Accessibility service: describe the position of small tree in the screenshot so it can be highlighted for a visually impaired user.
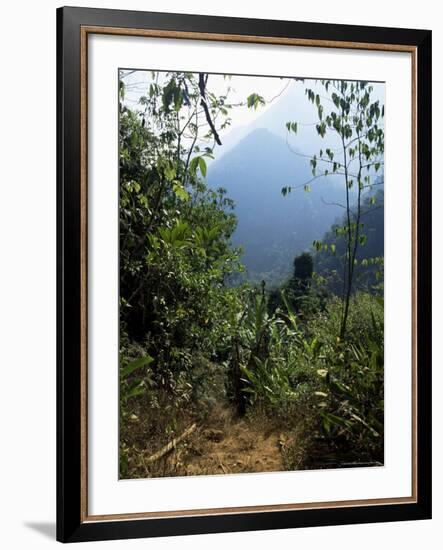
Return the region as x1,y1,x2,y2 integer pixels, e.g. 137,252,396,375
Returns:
291,252,314,292
283,80,384,339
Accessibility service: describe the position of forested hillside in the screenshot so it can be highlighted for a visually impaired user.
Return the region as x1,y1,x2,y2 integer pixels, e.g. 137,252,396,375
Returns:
207,128,345,284
314,187,384,294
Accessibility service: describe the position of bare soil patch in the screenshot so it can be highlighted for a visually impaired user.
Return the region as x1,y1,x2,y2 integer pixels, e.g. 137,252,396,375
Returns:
125,407,295,478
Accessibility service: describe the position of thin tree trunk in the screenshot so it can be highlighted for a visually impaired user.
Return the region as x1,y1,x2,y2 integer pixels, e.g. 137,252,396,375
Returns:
340,123,353,341
232,338,246,416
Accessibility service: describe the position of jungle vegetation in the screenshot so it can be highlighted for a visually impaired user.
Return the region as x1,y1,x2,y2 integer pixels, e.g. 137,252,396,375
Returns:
119,71,385,478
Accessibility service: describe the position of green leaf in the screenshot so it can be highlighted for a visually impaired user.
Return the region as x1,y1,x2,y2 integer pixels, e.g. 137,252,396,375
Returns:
310,157,317,175
121,355,154,379
198,156,207,178
157,158,176,181
172,182,190,202
162,79,177,113
321,411,351,432
189,156,199,176
247,93,265,110
189,156,207,178
119,79,125,100
313,240,322,251
124,382,145,400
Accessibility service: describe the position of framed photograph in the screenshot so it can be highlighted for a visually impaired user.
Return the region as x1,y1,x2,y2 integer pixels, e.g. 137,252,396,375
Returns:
57,6,432,543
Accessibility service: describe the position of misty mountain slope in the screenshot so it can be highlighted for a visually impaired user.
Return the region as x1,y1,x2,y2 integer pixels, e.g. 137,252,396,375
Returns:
314,189,384,294
215,79,384,162
215,82,320,160
207,127,346,284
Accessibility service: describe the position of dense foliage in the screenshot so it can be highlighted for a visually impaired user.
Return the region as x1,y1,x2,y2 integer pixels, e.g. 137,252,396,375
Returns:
119,71,384,478
283,79,384,339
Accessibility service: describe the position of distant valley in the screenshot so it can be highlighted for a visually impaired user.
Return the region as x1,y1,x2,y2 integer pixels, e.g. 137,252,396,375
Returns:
208,127,346,285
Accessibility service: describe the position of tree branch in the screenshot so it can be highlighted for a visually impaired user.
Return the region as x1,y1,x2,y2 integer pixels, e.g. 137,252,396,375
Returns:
198,73,222,146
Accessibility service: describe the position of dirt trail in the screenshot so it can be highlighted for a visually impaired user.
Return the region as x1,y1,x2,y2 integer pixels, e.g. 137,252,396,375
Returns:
169,409,290,476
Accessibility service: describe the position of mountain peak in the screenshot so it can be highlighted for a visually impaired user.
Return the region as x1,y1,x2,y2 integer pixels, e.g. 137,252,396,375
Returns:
238,127,279,144
247,127,274,137
210,126,300,173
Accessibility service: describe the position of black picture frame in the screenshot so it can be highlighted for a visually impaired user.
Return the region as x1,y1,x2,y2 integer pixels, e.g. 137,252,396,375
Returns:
57,6,432,543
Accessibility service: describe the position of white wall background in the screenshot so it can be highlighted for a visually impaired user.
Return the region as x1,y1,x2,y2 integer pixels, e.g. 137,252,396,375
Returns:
0,1,438,548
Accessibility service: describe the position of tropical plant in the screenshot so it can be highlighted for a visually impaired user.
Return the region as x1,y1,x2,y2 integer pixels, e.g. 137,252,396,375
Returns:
282,80,384,339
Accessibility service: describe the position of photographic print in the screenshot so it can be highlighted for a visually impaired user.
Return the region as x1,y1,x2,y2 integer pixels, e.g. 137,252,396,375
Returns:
119,69,385,479
57,8,431,541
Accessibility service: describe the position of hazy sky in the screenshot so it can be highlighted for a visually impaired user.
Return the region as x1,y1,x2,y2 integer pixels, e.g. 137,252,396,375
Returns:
121,69,385,161
121,69,292,131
